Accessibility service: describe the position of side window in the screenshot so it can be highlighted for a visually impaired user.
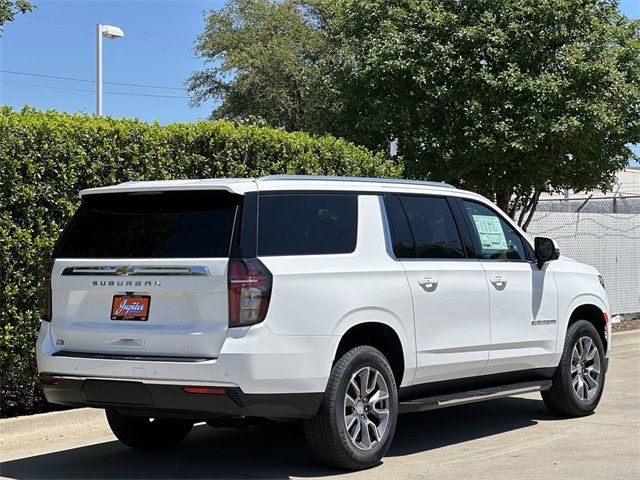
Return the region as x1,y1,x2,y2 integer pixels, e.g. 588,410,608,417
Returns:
258,194,357,256
384,195,417,258
393,195,465,259
462,200,527,261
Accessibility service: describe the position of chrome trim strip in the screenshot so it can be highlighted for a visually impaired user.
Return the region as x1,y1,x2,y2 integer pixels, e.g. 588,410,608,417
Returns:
52,351,216,363
437,385,543,407
61,266,210,277
398,381,552,414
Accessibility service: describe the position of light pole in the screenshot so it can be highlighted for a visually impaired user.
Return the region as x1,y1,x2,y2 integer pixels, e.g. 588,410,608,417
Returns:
96,24,124,116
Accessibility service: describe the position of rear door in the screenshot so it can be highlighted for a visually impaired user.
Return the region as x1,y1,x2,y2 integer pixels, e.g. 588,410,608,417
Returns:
50,189,241,359
385,194,491,383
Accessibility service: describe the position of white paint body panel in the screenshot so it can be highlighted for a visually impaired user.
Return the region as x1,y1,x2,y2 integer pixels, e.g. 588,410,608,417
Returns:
402,260,490,382
549,258,612,363
37,177,611,398
49,258,230,358
481,261,559,374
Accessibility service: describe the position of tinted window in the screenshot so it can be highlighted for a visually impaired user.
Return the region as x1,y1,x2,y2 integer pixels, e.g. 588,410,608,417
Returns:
398,195,465,259
258,194,357,256
57,191,240,258
384,195,416,258
462,200,527,260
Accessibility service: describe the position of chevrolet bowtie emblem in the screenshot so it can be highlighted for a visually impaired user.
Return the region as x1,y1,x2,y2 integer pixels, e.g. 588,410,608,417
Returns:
115,266,135,276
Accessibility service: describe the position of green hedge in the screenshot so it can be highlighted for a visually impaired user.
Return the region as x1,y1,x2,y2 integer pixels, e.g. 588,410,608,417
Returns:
0,106,401,417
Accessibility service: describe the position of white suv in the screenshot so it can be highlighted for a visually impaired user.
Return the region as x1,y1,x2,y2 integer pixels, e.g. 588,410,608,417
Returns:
37,175,611,470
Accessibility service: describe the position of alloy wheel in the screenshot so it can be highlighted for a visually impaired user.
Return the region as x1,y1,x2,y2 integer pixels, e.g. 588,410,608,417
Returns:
571,336,601,401
343,366,390,451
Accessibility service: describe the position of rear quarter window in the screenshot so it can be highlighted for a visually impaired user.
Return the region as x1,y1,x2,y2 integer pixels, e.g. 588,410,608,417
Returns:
257,194,358,256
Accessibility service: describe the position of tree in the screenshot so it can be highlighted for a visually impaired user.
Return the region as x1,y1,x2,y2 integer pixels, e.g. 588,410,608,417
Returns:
187,0,328,132
323,0,640,228
0,0,33,34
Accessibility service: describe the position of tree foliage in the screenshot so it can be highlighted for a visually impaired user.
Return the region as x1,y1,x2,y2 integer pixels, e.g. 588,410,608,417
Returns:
325,0,640,227
189,0,640,226
187,0,328,131
0,0,33,33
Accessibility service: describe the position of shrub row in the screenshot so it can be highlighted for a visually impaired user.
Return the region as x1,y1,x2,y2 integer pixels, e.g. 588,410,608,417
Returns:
0,106,401,417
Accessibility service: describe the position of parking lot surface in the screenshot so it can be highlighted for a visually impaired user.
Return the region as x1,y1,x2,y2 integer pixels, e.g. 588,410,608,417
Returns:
1,330,639,480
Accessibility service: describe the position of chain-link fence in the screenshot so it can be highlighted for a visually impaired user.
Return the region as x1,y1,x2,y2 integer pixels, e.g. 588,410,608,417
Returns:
526,196,640,315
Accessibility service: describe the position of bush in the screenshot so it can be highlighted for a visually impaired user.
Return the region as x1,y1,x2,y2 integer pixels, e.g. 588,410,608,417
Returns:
0,106,401,417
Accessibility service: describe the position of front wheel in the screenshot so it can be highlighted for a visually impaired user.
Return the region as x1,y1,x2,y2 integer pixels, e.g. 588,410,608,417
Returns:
106,409,193,450
303,345,398,470
542,320,606,416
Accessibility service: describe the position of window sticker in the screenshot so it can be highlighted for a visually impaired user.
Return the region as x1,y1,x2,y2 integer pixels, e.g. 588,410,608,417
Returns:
471,214,507,250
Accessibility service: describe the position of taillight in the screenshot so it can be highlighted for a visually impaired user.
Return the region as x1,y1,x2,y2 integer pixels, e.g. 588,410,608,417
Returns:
228,258,272,327
43,264,53,322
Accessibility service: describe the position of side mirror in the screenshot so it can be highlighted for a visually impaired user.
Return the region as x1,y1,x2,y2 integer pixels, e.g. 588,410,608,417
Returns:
535,237,560,266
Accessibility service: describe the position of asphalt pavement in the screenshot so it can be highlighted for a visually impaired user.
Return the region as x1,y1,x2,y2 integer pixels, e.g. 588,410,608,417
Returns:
1,330,639,480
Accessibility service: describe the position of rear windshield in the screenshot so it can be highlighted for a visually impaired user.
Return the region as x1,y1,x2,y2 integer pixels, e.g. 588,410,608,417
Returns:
56,191,240,258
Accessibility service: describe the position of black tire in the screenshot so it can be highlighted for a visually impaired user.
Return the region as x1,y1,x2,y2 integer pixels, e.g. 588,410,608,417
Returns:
542,320,606,417
303,346,398,470
106,409,193,450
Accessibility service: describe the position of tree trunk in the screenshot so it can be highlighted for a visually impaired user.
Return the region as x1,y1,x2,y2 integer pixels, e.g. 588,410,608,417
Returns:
521,188,542,232
517,192,533,226
515,188,543,231
495,187,513,215
507,195,520,219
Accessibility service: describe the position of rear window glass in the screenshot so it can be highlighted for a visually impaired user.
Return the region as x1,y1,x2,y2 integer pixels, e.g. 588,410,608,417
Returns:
57,191,240,258
396,195,465,259
384,195,416,258
258,194,357,256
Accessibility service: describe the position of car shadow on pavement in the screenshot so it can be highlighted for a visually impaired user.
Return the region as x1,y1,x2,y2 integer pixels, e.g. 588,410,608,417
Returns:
387,396,559,457
1,397,562,479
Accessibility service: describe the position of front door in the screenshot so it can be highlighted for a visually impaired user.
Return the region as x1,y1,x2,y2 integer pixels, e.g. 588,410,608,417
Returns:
384,194,490,384
459,200,559,374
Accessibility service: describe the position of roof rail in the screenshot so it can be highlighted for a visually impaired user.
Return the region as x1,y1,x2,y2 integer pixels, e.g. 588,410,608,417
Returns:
258,175,455,189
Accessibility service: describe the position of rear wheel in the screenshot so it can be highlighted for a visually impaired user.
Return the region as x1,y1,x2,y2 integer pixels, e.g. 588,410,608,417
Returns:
542,320,606,416
303,345,398,470
106,409,193,450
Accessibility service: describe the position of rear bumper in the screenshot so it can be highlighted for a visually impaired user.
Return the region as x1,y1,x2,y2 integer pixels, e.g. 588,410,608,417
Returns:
41,376,322,419
37,321,337,396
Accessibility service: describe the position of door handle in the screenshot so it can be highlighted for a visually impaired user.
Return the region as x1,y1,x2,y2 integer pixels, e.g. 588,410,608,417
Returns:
490,276,508,286
418,277,438,288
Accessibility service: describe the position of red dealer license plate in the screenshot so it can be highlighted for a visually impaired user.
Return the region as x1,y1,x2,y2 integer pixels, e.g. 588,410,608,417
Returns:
111,295,151,321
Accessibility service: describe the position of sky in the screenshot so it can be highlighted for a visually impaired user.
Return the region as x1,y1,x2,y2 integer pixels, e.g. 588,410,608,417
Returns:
0,0,639,160
1,0,222,123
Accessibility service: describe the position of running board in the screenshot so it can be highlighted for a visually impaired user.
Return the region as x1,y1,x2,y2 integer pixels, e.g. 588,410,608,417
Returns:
399,380,552,414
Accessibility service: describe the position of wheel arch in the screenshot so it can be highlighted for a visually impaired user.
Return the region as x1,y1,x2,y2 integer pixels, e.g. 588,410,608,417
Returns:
333,322,405,388
559,294,609,356
330,313,412,389
567,303,608,353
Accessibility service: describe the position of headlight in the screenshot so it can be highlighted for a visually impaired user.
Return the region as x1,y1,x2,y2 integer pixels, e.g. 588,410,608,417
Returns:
598,275,605,289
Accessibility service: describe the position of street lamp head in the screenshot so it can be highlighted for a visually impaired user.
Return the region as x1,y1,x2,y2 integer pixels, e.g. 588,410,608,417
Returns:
101,25,124,39
96,23,124,116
